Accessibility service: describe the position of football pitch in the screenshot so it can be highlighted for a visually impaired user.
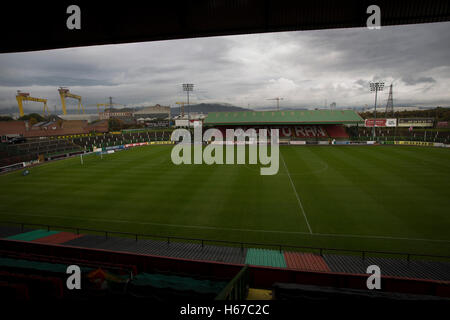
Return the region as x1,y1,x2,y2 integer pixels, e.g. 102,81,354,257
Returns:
0,145,449,256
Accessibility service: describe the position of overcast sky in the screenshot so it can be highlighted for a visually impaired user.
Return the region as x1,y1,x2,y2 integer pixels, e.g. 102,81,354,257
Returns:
0,21,449,113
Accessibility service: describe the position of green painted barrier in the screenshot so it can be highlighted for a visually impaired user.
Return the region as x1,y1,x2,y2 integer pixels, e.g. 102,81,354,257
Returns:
7,229,60,241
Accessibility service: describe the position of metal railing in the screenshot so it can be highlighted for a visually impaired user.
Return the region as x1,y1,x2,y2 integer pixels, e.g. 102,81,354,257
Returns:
215,266,249,300
1,220,449,262
353,135,450,143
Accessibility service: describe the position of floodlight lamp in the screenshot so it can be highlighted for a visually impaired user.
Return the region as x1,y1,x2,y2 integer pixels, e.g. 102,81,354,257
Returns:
369,82,385,91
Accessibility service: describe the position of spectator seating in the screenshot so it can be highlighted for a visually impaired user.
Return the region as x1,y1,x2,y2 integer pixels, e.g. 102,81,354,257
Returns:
324,125,349,138
1,139,81,160
0,130,173,169
0,250,227,301
351,127,450,143
71,130,172,151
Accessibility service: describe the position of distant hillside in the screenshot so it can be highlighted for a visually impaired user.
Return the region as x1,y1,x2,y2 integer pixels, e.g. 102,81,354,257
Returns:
359,107,450,121
104,107,135,112
171,103,250,116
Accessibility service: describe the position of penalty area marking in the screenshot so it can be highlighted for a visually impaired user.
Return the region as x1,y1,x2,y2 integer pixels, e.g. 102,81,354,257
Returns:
280,152,313,234
0,212,449,243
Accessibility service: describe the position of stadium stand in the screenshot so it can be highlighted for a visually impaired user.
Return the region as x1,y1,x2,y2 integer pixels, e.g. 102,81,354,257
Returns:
0,153,35,168
215,125,334,140
1,233,449,301
203,110,361,141
63,234,247,265
0,254,138,300
0,249,137,276
0,129,173,171
352,127,450,143
323,255,450,282
70,130,172,151
0,236,233,301
2,225,449,283
71,234,449,281
324,124,349,138
1,138,82,162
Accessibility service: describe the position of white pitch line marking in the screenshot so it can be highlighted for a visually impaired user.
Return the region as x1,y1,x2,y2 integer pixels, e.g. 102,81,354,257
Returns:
0,212,312,235
280,152,313,234
0,212,449,243
313,232,450,243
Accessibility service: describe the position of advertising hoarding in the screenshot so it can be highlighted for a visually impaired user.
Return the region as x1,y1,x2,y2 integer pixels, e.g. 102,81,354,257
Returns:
364,118,397,127
397,118,434,128
175,120,189,127
394,141,434,146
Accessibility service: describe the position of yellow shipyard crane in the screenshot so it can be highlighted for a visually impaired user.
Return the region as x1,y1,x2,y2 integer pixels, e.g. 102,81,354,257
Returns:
16,91,49,117
58,87,84,115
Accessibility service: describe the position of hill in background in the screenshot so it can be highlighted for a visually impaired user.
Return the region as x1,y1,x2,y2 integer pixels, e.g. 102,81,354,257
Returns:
170,103,250,116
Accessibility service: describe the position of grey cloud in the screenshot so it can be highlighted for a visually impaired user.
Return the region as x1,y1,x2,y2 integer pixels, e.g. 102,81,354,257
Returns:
355,79,368,87
0,21,449,112
282,23,450,81
0,76,115,87
402,76,436,86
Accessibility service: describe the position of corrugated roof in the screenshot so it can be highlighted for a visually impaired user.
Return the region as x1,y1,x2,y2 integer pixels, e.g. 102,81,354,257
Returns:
2,1,449,53
204,109,364,125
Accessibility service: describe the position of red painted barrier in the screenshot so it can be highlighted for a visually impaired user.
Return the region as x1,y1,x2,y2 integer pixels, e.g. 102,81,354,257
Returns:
31,232,84,244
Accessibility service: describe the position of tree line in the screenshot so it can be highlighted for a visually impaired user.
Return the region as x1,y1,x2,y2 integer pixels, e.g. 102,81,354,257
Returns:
359,107,450,121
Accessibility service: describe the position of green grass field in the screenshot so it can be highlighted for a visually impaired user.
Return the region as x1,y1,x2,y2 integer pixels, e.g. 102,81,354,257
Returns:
0,145,449,256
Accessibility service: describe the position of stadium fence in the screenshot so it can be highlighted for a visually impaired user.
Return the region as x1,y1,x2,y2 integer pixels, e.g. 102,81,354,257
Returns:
1,220,449,263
